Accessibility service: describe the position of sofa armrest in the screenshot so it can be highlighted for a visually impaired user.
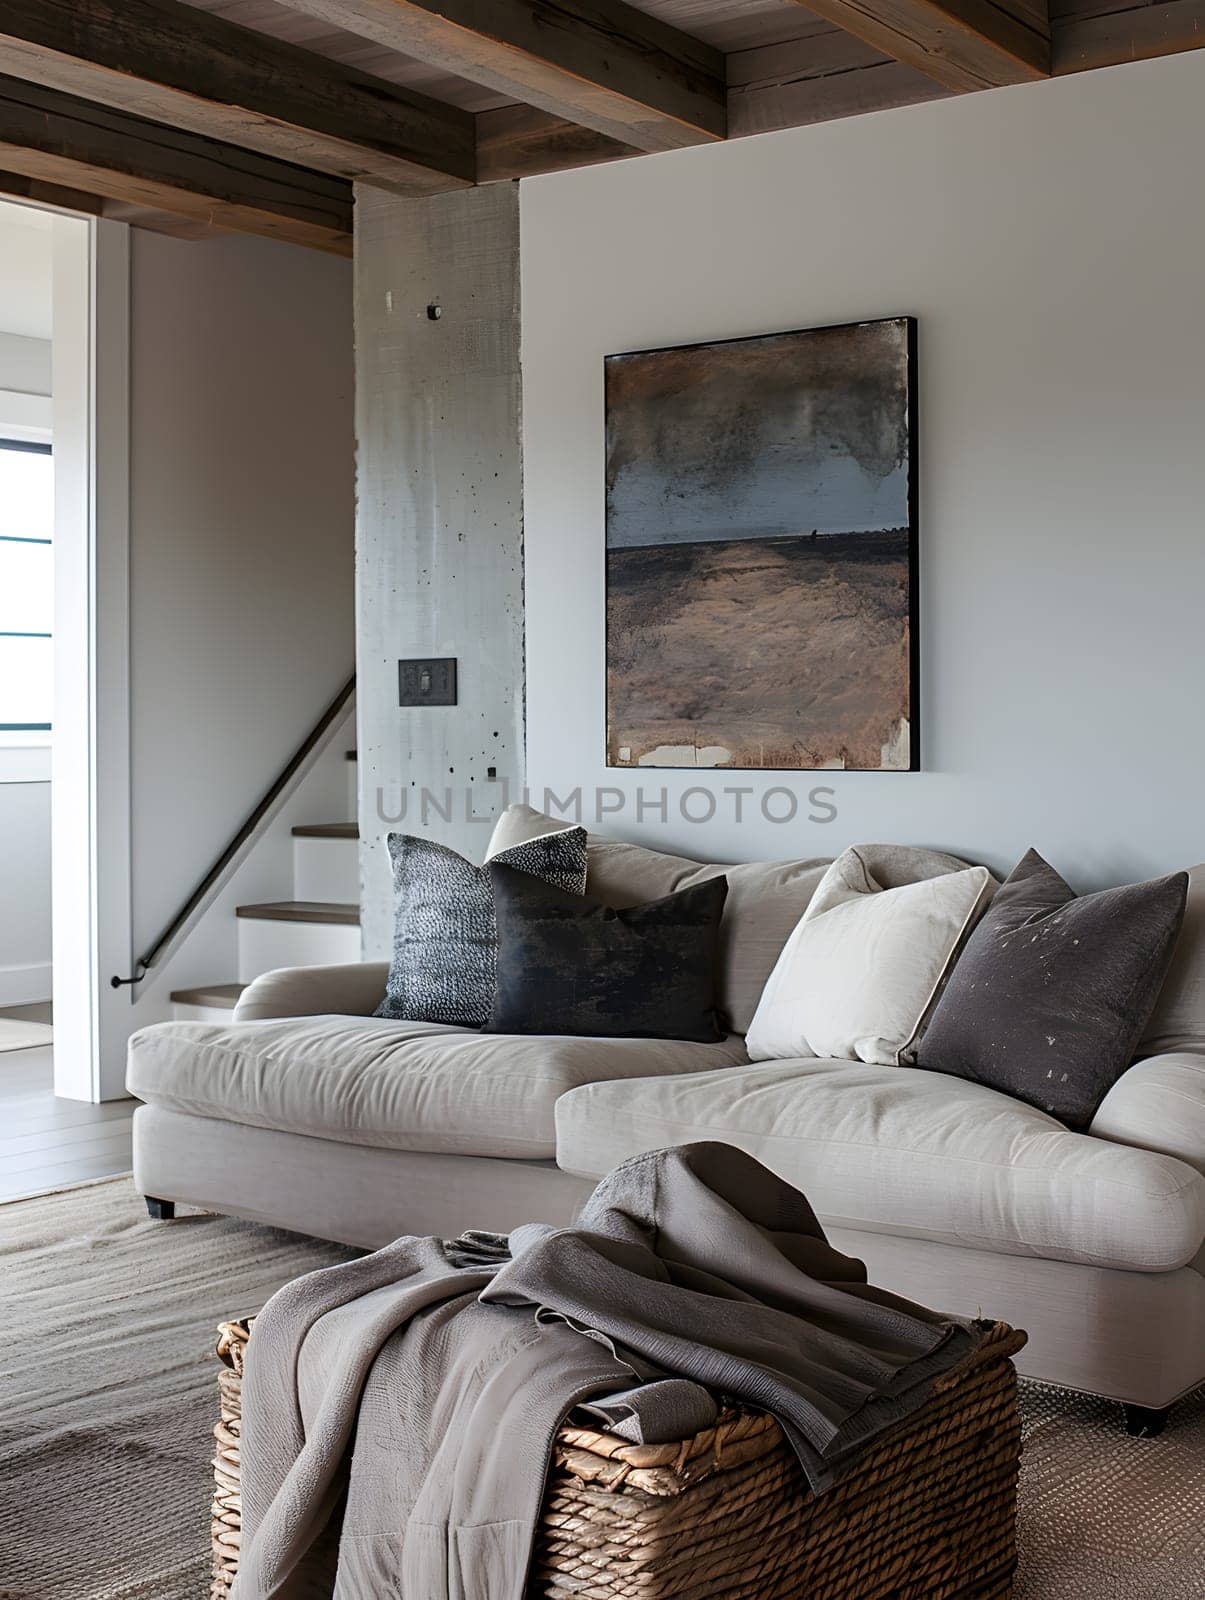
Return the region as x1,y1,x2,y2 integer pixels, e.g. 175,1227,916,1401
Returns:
1090,1051,1205,1177
233,961,389,1023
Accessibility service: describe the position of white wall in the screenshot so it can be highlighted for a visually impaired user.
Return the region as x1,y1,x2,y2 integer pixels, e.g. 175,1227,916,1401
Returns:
0,776,51,1006
0,202,52,340
521,50,1205,891
128,701,357,1021
47,219,352,1096
0,200,52,1006
0,331,51,396
127,228,354,969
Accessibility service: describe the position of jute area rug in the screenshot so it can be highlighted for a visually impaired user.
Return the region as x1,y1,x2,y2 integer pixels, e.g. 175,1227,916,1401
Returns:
1,1177,1202,1600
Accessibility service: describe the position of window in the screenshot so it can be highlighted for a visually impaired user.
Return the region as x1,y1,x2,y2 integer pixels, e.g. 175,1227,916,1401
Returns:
0,439,53,732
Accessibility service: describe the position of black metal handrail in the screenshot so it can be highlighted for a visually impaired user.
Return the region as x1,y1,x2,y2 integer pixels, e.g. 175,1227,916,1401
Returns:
111,672,356,989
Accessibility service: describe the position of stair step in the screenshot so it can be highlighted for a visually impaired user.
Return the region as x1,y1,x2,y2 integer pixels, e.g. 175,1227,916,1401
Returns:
293,829,359,902
236,904,361,984
169,982,247,1008
236,900,359,925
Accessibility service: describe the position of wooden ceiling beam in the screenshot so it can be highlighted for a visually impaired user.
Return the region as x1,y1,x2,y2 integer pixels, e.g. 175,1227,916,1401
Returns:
0,163,234,238
476,106,634,183
281,0,726,151
728,29,954,137
0,165,107,217
1053,0,1205,74
0,0,473,196
0,74,352,255
8,0,1199,252
784,0,1050,91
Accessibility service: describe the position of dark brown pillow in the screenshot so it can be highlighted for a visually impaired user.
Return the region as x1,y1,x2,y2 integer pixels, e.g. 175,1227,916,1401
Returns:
485,863,728,1043
915,849,1188,1129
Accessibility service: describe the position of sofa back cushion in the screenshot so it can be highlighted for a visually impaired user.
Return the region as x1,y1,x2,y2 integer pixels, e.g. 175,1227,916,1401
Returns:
488,807,974,1034
1141,862,1205,1055
587,837,828,1034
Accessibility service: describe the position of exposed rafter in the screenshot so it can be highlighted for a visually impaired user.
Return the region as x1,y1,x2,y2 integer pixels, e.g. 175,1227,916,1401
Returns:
0,163,234,237
1054,0,1205,74
281,0,726,151
476,106,633,183
783,0,1050,91
0,0,474,196
726,26,954,137
1,0,1202,255
0,74,353,255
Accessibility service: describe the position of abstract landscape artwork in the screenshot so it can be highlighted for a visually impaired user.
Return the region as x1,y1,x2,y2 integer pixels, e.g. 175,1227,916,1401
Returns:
605,317,918,771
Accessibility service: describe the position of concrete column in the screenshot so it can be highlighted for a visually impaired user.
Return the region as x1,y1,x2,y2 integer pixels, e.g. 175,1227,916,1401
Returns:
353,183,524,957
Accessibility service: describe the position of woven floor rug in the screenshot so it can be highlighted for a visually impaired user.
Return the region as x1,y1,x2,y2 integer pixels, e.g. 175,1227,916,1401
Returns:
1,1176,1202,1599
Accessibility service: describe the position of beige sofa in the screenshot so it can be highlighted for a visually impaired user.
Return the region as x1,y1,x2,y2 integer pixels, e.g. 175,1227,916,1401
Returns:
127,832,1205,1434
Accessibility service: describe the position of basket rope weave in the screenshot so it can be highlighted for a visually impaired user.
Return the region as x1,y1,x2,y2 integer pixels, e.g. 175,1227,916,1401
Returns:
211,1317,1025,1600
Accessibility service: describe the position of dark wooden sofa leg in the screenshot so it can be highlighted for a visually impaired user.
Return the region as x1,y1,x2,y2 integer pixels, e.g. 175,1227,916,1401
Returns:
145,1197,176,1221
1123,1403,1169,1438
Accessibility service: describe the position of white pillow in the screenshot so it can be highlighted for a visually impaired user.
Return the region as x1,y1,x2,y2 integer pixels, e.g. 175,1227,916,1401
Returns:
745,846,993,1066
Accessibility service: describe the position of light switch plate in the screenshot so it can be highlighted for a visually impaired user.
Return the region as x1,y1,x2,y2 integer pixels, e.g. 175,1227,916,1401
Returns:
398,657,457,706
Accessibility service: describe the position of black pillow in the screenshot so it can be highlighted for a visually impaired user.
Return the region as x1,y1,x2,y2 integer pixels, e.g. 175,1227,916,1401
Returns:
915,849,1188,1129
485,863,728,1042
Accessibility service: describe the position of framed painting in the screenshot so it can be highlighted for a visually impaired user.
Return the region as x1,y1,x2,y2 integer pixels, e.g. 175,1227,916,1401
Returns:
605,316,918,771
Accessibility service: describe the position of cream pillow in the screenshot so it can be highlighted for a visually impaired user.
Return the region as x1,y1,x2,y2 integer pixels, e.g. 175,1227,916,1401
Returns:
745,846,993,1066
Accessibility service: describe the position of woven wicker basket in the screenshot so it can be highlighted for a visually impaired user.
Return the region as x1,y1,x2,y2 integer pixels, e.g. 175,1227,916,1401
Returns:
212,1317,1026,1600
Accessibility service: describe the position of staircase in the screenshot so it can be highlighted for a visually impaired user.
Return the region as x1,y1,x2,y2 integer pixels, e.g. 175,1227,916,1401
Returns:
169,751,361,1023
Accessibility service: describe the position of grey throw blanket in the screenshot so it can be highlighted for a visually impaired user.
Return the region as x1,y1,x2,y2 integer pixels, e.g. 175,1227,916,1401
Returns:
233,1144,975,1600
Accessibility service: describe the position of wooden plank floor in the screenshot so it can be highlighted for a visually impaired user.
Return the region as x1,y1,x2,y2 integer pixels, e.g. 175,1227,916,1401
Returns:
0,1007,135,1203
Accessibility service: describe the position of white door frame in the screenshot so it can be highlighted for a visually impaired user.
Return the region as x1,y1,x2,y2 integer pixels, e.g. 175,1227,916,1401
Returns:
51,215,133,1102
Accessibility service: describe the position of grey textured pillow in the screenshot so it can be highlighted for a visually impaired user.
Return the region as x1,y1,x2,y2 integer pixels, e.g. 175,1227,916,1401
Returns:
915,849,1188,1128
375,827,588,1027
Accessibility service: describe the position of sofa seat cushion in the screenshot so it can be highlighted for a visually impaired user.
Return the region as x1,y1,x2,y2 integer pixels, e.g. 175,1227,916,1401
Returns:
127,1016,748,1161
554,1060,1205,1272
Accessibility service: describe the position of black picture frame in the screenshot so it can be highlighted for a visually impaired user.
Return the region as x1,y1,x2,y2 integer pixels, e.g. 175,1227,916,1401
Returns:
603,315,919,773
